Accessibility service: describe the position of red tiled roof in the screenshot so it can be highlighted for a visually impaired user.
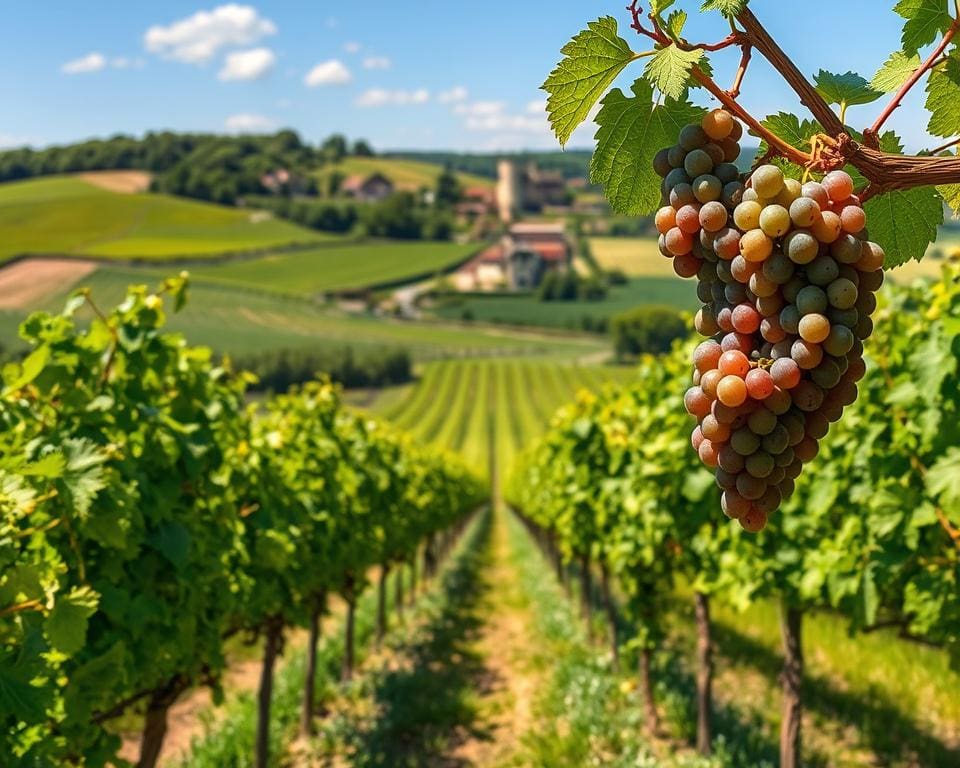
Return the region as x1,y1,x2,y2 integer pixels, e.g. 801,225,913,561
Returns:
526,241,568,262
477,244,504,262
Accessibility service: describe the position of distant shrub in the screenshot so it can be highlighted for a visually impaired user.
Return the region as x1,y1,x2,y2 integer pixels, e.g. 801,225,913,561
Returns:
235,346,412,393
610,305,686,360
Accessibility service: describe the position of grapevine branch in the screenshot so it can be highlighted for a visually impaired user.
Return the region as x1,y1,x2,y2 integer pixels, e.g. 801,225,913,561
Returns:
628,4,960,192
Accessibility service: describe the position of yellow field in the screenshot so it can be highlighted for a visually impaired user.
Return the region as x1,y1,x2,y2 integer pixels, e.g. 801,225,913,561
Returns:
588,236,674,277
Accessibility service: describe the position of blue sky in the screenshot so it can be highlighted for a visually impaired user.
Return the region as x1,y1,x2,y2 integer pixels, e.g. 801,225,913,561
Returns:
0,1,939,152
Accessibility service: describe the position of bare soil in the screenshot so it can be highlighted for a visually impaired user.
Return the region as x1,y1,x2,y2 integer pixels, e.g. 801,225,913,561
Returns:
78,170,152,194
0,258,97,309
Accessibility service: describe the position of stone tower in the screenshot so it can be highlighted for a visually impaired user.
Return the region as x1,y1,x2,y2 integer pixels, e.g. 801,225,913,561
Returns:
496,159,521,223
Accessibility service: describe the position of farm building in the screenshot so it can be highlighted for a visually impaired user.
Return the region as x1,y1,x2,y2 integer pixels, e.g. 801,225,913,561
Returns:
496,160,570,221
453,222,571,291
341,172,394,202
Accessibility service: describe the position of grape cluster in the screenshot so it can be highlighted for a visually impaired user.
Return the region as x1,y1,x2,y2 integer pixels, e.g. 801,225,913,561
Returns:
653,109,884,532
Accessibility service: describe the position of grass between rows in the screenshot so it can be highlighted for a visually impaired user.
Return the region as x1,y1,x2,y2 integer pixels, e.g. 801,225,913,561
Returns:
174,513,486,768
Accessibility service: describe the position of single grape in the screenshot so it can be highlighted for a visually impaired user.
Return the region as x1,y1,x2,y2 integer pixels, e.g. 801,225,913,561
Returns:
751,165,785,198
736,472,767,500
668,145,687,168
740,229,774,262
756,291,784,316
716,306,734,332
747,406,777,435
806,254,840,286
732,303,762,333
766,386,793,415
782,276,805,303
730,254,757,282
750,272,780,300
746,451,775,479
694,340,723,372
698,439,720,467
740,508,768,532
713,227,741,260
823,170,854,201
695,306,720,336
774,178,802,208
779,304,800,334
742,188,760,202
770,357,801,389
802,181,829,208
791,339,823,369
840,205,866,233
792,380,825,412
759,204,791,237
798,313,831,344
653,148,672,177
734,200,763,231
684,387,712,417
679,124,709,150
670,183,697,208
719,138,740,162
831,233,863,264
828,306,859,328
762,424,790,455
665,227,694,256
655,206,677,234
718,349,751,377
717,375,748,407
857,241,885,271
721,331,752,354
827,277,858,309
859,268,884,292
822,324,855,356
665,167,691,190
699,201,729,232
761,315,787,343
745,368,775,400
811,210,842,243
702,414,731,442
721,490,751,519
794,436,819,462
761,251,795,284
784,230,819,264
703,143,725,167
725,282,748,304
789,197,821,228
721,181,745,208
676,203,703,234
700,369,723,398
811,358,842,389
702,108,734,140
715,162,740,183
715,468,738,490
731,427,761,456
674,254,701,278
693,174,723,203
685,149,714,178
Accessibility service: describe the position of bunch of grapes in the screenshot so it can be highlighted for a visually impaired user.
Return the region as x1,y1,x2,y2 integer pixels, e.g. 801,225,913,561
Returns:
653,109,884,532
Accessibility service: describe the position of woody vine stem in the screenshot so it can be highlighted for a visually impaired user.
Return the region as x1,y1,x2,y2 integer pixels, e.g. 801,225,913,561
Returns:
628,2,960,199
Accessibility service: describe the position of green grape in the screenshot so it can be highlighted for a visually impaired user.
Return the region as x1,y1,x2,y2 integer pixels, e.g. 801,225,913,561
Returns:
806,254,840,286
751,164,785,198
784,230,819,264
759,204,791,237
827,277,858,309
680,124,709,150
693,174,723,203
685,149,714,178
795,285,828,315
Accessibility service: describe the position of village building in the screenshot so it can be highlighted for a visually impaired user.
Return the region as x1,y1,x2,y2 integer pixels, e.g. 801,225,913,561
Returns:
453,221,572,291
341,172,394,202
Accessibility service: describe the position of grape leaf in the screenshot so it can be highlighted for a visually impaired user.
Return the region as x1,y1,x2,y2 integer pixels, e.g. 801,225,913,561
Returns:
926,448,960,509
871,50,922,91
863,186,944,267
925,53,960,138
591,78,705,215
937,163,960,217
664,9,688,39
44,586,99,656
894,0,952,55
701,0,747,14
644,45,704,100
814,70,882,107
756,112,822,152
542,17,637,146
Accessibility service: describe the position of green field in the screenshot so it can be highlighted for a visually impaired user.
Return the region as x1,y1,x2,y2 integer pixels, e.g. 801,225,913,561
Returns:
429,277,697,331
0,266,608,359
0,176,327,262
370,358,635,478
589,236,672,276
190,241,480,295
316,156,494,192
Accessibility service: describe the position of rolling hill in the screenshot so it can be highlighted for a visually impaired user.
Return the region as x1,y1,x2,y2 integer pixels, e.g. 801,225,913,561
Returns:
0,175,329,263
316,156,494,192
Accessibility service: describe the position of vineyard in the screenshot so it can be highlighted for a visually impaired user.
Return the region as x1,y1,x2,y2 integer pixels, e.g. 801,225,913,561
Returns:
3,1,960,767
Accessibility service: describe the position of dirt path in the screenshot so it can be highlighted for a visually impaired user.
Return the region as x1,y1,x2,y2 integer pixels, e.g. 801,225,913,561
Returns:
447,508,539,767
78,170,152,194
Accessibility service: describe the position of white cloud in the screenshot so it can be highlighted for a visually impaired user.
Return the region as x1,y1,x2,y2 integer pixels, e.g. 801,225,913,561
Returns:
62,52,107,75
218,47,276,81
111,57,145,69
526,99,547,114
145,4,276,63
362,56,391,70
0,132,40,149
224,112,276,132
343,41,361,53
437,86,468,104
454,101,504,117
355,88,429,107
303,59,351,87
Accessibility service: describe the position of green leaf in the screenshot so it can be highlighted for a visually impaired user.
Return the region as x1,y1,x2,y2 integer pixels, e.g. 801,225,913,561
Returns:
644,45,704,100
154,521,191,568
925,53,960,138
871,50,922,91
664,10,688,39
927,448,960,509
814,70,882,107
895,0,952,55
591,79,705,215
938,170,960,218
45,586,99,656
58,439,108,517
756,112,822,153
542,17,637,146
1,345,50,396
863,186,944,267
701,0,747,14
